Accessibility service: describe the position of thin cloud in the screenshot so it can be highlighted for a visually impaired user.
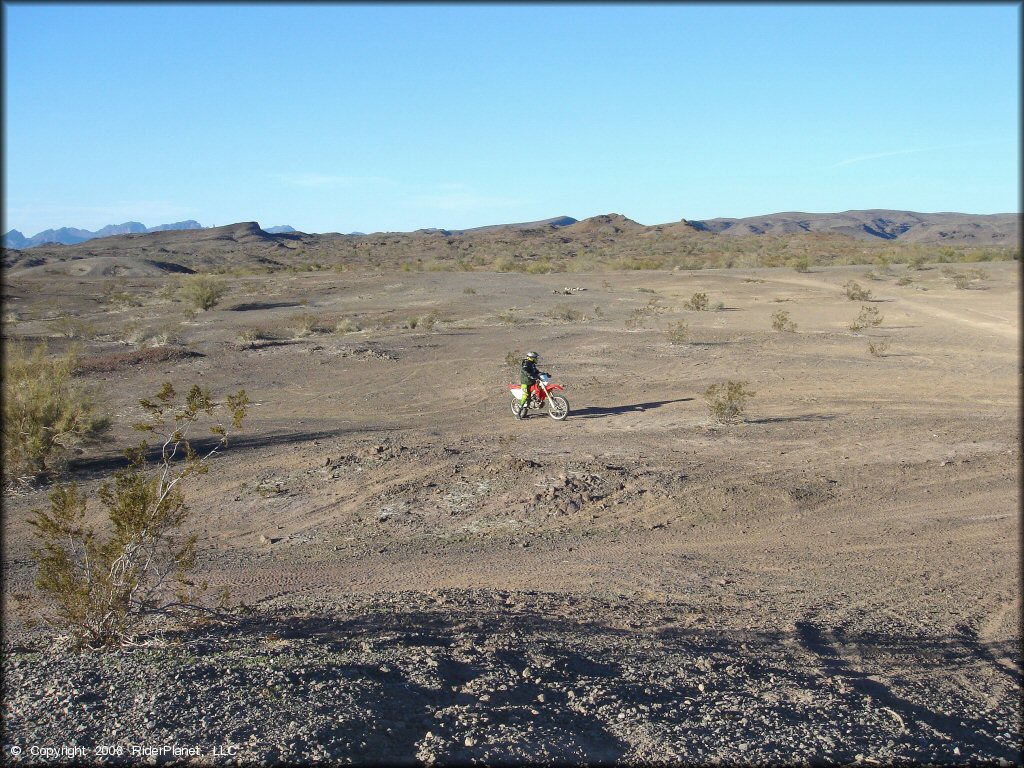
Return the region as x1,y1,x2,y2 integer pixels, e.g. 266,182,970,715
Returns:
829,143,984,169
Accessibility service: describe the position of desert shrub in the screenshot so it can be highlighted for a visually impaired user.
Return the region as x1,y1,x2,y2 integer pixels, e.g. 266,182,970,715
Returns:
704,381,755,424
896,275,913,286
843,280,873,301
867,338,891,356
711,300,725,311
52,314,97,340
549,304,586,322
289,313,324,337
771,310,797,332
237,327,273,348
908,254,927,270
333,318,360,335
592,304,605,319
178,276,228,311
789,255,811,272
665,320,689,345
2,343,110,485
495,310,519,326
863,270,882,281
505,349,524,368
684,292,709,311
28,382,248,647
849,305,883,332
463,287,477,294
625,299,662,329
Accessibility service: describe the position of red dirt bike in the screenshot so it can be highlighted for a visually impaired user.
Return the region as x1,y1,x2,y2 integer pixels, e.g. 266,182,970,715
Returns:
508,374,569,421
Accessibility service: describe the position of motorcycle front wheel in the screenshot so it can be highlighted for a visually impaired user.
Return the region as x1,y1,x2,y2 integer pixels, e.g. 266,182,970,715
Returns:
510,399,524,418
547,395,569,421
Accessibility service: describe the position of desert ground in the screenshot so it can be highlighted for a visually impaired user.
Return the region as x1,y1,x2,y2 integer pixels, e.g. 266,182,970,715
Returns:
2,259,1020,765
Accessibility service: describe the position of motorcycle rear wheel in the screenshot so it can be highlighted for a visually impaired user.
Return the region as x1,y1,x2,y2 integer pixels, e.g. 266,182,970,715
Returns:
547,395,569,421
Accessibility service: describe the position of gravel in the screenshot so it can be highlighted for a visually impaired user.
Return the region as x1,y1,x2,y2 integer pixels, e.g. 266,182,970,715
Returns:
3,589,1020,766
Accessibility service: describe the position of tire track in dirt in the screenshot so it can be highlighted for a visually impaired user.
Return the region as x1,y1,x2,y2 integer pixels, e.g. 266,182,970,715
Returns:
755,273,1018,339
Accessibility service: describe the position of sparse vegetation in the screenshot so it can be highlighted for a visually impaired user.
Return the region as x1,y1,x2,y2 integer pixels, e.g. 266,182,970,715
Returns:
665,320,689,345
843,280,873,301
463,287,477,295
28,382,248,647
333,318,360,335
495,310,519,326
771,310,797,332
178,275,228,311
684,292,709,311
789,255,811,272
704,381,755,424
289,313,324,337
504,350,524,368
850,305,883,332
867,337,891,356
549,304,586,322
237,327,274,348
896,275,913,286
2,343,110,485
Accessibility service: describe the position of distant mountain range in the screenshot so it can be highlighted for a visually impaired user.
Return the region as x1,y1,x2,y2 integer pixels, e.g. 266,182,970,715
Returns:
3,210,1018,277
2,220,203,249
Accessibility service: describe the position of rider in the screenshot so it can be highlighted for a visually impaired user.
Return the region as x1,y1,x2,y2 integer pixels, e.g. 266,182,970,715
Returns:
517,351,544,418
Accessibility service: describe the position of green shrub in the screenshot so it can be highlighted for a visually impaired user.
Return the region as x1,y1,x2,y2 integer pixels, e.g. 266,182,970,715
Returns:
28,382,248,647
771,310,797,332
178,275,228,311
704,381,755,424
2,343,110,485
789,255,811,272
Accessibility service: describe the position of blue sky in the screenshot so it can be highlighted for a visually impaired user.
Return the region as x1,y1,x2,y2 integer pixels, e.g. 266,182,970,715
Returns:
3,3,1020,235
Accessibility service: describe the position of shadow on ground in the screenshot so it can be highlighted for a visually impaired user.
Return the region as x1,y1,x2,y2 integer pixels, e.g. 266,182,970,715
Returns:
571,398,694,419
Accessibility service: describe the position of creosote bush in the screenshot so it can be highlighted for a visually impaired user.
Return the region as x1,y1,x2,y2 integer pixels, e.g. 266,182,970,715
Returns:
850,305,883,332
2,343,110,485
28,382,249,648
704,381,755,424
867,338,891,357
771,310,797,332
665,320,689,345
505,349,524,368
843,281,873,301
178,275,228,311
684,292,709,311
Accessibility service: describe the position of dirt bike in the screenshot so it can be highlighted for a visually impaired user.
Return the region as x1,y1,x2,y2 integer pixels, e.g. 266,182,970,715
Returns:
508,374,569,421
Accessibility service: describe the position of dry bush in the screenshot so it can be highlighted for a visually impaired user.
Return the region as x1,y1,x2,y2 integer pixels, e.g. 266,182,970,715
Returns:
28,382,248,647
549,304,586,322
2,342,110,485
850,305,883,332
896,275,913,286
908,254,927,270
289,313,325,337
789,256,811,272
843,280,873,301
665,320,689,345
495,310,519,326
867,338,891,356
704,381,755,424
178,275,228,311
52,314,98,340
236,327,274,348
771,310,797,332
406,311,440,331
505,349,524,368
333,318,360,335
463,287,477,295
684,292,709,311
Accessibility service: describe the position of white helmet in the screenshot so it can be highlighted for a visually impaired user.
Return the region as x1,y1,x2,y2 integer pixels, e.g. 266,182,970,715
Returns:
525,351,539,362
